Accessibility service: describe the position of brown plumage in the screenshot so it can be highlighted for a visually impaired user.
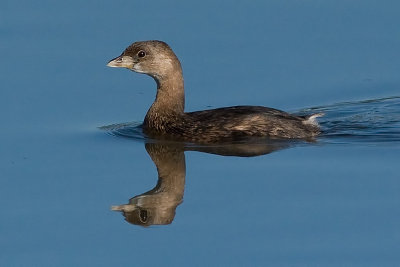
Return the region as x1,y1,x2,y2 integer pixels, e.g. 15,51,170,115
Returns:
107,40,323,143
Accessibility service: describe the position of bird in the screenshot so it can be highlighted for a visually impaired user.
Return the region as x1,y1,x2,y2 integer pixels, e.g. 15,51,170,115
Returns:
107,40,323,143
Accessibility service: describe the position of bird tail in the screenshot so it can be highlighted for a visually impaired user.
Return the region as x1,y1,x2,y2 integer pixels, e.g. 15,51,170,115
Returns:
303,112,324,125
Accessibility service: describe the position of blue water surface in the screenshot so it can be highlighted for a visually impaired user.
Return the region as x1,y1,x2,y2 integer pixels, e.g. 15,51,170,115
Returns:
1,1,400,266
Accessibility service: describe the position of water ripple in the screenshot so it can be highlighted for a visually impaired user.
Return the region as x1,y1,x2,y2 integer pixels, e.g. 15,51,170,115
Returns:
298,96,400,145
99,122,145,141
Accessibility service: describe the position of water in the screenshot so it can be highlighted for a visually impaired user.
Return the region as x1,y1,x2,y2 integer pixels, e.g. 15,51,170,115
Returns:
303,96,400,144
1,1,400,266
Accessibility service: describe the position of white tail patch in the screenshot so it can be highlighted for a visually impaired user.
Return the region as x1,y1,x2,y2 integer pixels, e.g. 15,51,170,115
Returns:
303,112,324,125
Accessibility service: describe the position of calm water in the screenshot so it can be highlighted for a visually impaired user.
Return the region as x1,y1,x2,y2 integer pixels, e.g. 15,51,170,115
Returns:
1,1,400,266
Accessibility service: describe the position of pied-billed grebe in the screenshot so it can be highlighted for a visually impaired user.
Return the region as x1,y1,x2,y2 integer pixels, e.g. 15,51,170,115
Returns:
107,40,323,142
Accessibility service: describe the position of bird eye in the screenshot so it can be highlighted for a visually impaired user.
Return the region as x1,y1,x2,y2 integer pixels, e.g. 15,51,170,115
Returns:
138,50,146,58
139,209,148,223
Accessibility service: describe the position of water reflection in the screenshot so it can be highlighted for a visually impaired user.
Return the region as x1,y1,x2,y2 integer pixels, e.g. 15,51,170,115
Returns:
109,96,400,226
111,140,292,226
112,143,186,226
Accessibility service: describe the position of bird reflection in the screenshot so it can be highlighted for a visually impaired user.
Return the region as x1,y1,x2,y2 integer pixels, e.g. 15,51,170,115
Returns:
112,143,186,226
111,139,296,226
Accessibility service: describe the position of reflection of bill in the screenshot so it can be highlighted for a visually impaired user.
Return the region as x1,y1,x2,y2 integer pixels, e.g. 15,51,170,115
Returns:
111,140,294,226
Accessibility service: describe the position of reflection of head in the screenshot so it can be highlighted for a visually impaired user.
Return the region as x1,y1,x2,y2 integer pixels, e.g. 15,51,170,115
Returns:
112,194,182,226
112,205,154,226
112,143,186,227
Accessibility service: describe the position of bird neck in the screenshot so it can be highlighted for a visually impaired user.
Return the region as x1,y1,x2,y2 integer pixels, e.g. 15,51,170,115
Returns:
147,72,185,117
